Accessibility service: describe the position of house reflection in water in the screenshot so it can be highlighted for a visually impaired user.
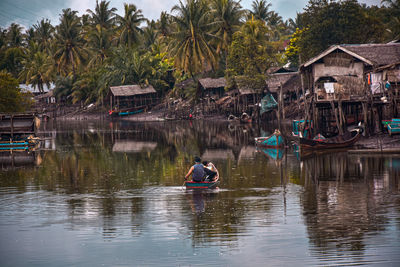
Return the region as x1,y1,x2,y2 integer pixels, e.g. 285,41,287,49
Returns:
300,152,400,258
112,140,157,153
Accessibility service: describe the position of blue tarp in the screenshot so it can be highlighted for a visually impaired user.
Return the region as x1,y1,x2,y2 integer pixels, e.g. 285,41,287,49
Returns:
260,93,278,114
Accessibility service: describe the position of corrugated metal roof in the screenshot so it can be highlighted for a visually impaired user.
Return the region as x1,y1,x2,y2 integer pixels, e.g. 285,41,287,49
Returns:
110,85,156,96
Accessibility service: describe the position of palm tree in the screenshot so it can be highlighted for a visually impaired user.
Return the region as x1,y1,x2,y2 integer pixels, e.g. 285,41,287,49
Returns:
158,11,171,37
54,8,88,76
211,0,244,62
33,19,54,51
250,0,272,23
143,20,158,49
169,0,217,76
116,3,146,46
86,0,116,29
86,24,112,67
19,48,53,93
6,23,24,47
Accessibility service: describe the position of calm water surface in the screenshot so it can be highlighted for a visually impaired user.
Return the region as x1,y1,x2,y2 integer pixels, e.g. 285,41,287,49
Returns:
0,120,399,266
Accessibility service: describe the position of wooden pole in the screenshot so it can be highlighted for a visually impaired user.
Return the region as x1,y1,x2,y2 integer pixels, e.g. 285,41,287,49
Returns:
280,82,285,119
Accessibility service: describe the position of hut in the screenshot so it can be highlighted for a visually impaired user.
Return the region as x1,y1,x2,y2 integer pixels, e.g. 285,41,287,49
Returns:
300,42,400,135
109,85,157,114
198,77,226,100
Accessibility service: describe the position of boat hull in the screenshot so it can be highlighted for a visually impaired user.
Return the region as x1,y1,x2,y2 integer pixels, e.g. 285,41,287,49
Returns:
255,131,284,148
185,180,219,189
299,130,361,150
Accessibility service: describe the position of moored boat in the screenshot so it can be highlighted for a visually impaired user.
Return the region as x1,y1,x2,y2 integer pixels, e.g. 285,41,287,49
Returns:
299,129,361,150
255,129,284,147
259,147,284,161
185,178,219,189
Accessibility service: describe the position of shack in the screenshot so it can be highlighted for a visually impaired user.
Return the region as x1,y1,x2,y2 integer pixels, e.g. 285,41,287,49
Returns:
198,77,226,100
109,85,157,114
300,42,400,135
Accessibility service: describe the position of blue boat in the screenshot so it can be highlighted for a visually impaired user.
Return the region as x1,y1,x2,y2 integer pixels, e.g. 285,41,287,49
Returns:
260,148,284,161
255,129,284,147
386,119,400,136
185,178,219,189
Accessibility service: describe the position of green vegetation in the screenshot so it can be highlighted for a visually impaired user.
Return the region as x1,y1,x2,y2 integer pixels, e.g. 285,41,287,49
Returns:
0,0,398,107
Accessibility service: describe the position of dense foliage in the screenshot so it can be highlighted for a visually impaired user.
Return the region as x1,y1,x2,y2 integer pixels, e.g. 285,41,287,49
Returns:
0,0,397,106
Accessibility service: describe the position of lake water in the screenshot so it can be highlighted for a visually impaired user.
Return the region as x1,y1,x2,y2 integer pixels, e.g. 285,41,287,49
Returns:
0,120,399,266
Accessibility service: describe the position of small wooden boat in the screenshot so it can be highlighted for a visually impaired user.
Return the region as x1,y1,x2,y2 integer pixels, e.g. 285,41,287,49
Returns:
299,129,361,150
185,177,219,189
255,129,284,147
108,106,145,117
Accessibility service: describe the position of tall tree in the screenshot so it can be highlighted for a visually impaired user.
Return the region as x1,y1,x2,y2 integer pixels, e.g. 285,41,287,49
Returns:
19,49,53,93
169,0,217,76
116,3,146,46
6,23,24,48
33,19,54,51
86,0,116,29
54,8,88,76
250,0,272,22
227,17,275,77
211,0,244,63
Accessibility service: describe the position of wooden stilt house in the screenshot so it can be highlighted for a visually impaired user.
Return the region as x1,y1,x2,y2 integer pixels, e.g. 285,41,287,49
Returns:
109,85,157,116
300,42,400,136
198,78,226,100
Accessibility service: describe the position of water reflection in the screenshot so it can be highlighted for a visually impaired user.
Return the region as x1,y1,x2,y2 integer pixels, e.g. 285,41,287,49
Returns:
0,120,399,266
299,152,400,264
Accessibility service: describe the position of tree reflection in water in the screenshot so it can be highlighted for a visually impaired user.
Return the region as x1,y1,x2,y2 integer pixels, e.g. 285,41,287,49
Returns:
0,120,399,265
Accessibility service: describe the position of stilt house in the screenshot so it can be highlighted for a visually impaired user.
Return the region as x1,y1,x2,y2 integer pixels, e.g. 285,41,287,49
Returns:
198,78,226,100
109,85,157,112
300,42,400,135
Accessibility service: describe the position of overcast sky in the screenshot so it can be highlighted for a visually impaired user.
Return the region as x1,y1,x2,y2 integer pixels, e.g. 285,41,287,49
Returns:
0,0,382,29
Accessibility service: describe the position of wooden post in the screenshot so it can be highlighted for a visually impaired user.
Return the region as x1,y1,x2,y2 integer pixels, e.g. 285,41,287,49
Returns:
338,100,344,134
280,82,285,119
362,101,369,136
331,100,342,135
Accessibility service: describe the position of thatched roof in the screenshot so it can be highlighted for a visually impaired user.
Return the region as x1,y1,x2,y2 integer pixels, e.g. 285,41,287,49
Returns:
344,43,400,66
266,72,300,93
110,85,156,96
238,87,256,95
112,141,157,153
302,43,400,68
199,77,226,89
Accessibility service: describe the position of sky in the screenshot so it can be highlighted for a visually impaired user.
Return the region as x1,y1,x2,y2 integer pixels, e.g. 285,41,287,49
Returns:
0,0,382,29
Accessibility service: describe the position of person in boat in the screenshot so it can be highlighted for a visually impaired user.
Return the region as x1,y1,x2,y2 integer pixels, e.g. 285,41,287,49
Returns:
185,156,205,182
202,161,219,181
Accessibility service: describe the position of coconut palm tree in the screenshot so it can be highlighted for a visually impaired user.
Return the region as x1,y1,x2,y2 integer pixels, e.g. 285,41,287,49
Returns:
250,0,272,23
158,11,171,38
86,24,112,67
19,47,53,93
54,8,88,76
33,19,54,52
6,23,24,47
86,0,116,29
169,0,217,76
115,3,146,47
211,0,244,66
